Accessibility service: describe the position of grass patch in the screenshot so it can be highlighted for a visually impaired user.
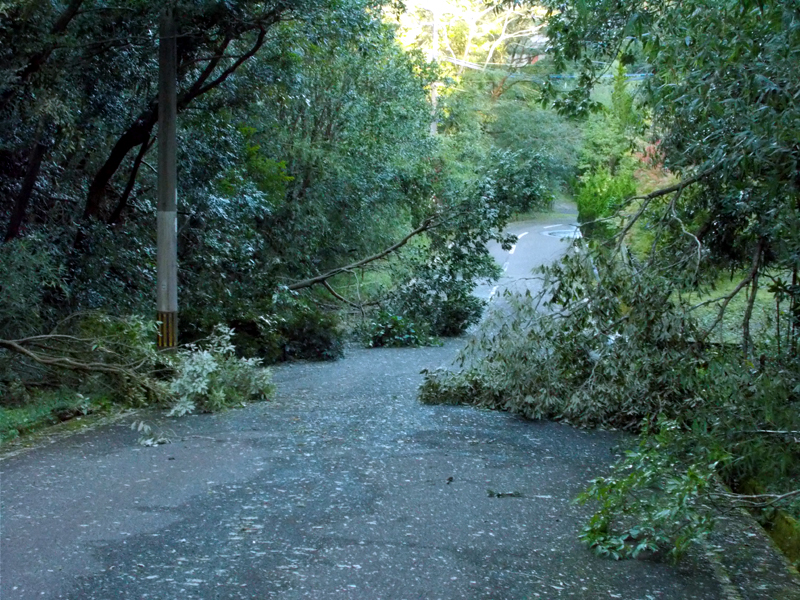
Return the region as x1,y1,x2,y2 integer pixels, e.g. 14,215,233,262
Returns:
682,277,777,349
769,511,800,569
0,391,110,444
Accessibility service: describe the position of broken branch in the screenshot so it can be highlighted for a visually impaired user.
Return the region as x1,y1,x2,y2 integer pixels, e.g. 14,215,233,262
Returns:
288,216,439,291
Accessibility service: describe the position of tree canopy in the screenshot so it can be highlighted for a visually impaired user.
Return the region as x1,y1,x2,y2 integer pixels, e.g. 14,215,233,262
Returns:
1,0,553,378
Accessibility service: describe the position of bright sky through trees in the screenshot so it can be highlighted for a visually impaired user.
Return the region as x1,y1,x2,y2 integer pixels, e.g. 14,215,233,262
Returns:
390,0,546,71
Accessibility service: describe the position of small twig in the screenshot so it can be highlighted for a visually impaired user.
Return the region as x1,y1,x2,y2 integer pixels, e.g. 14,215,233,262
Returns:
712,488,800,509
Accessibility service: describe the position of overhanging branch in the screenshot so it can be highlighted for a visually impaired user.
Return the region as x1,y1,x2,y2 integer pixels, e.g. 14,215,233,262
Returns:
616,167,717,245
288,216,439,291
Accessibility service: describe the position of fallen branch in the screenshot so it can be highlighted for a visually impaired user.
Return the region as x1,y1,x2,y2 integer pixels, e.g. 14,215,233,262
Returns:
712,488,800,509
0,338,140,378
732,430,800,439
288,216,439,291
616,167,716,246
696,238,764,345
0,336,158,400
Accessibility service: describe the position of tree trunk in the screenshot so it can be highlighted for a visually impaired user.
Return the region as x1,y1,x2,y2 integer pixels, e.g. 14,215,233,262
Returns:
83,109,157,221
4,132,48,242
108,136,153,226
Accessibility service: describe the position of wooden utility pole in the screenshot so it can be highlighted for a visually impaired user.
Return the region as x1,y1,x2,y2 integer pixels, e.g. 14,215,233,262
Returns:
157,9,178,348
430,8,439,136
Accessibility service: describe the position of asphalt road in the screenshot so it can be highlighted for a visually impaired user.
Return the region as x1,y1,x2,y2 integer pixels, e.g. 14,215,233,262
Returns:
1,207,797,600
474,205,580,302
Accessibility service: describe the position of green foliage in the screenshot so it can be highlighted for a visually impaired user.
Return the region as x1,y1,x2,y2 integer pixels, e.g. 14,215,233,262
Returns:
534,0,800,558
420,248,703,428
220,292,344,363
0,390,99,443
420,239,800,559
0,0,442,347
490,103,584,190
438,68,583,195
610,61,642,140
168,325,273,417
0,313,159,408
363,311,436,348
578,419,720,562
540,0,800,280
0,235,66,339
268,295,345,361
578,113,632,175
78,313,160,368
389,269,486,337
480,149,553,214
575,167,637,230
418,367,500,406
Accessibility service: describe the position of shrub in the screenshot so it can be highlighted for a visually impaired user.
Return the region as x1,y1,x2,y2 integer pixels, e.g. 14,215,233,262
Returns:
168,325,274,416
575,167,637,227
190,293,344,363
479,149,554,215
272,299,344,361
363,311,436,348
389,274,485,338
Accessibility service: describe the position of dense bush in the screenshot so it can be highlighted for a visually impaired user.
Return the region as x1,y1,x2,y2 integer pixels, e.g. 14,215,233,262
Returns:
479,149,554,215
363,311,435,348
270,299,345,361
168,325,274,416
226,293,345,362
389,273,485,338
575,167,637,238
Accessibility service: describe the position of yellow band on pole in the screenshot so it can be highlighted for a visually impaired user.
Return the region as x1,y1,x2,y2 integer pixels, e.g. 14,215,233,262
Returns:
157,311,178,348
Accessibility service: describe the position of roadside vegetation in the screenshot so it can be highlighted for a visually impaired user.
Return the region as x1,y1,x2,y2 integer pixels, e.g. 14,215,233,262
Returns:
422,0,800,566
9,0,796,574
0,1,571,438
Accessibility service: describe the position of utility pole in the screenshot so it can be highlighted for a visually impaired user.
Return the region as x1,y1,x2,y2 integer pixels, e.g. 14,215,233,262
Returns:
157,8,178,348
430,8,439,136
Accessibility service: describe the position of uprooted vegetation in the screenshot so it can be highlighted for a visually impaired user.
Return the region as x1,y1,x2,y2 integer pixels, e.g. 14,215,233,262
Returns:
0,317,274,441
420,243,800,561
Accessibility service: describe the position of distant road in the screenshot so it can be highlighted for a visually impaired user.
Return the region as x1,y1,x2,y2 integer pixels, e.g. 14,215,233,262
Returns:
474,205,580,301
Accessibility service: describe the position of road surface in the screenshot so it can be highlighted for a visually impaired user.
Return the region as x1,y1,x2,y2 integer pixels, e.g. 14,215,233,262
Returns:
2,206,798,600
474,206,580,302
